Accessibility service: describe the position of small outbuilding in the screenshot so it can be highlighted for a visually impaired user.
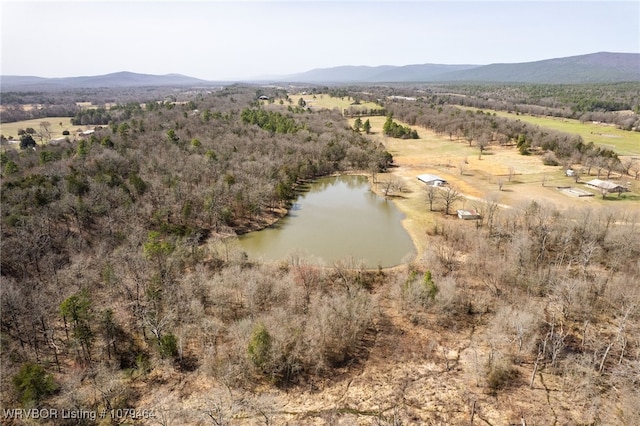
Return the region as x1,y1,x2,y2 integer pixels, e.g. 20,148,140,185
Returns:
457,210,481,220
417,174,447,186
49,137,68,145
77,129,95,137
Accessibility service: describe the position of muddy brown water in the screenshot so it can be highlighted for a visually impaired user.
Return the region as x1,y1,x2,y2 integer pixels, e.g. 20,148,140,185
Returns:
238,175,416,267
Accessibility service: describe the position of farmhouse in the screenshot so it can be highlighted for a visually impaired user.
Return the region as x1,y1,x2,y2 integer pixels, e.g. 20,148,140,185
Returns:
585,179,628,194
417,174,447,186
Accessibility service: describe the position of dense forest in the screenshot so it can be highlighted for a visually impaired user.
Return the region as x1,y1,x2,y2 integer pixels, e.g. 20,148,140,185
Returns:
1,85,639,424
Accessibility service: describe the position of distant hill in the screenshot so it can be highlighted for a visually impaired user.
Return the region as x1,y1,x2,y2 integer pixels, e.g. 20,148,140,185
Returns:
2,53,638,91
1,71,212,91
284,64,480,83
279,52,640,84
433,52,640,84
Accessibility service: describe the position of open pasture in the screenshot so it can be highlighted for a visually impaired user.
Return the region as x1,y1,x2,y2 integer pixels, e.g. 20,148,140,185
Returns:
352,114,640,242
0,117,82,142
287,92,381,113
461,107,640,156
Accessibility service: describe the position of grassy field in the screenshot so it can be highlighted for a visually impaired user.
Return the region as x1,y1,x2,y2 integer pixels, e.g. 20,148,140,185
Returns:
0,117,84,141
300,93,638,156
287,92,381,113
350,114,640,258
459,107,640,156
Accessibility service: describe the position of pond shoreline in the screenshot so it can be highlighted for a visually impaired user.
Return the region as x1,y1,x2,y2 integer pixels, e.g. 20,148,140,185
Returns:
212,170,424,269
235,173,417,268
230,171,368,236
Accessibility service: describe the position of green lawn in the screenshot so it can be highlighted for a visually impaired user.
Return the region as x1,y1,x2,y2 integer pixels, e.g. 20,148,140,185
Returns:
288,93,381,113
461,107,640,156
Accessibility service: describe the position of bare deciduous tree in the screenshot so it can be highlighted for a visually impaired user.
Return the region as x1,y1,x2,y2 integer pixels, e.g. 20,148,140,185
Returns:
380,176,405,197
440,186,461,215
459,160,468,176
628,160,640,180
425,185,438,211
38,121,52,142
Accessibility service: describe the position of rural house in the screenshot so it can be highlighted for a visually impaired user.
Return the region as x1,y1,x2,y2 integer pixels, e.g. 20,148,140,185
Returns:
585,179,628,194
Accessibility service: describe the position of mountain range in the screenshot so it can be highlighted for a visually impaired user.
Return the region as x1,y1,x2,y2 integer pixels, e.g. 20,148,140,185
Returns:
0,72,211,91
1,52,638,91
282,52,639,84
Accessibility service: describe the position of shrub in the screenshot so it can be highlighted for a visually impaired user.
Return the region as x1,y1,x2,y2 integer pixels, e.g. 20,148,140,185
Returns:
486,361,520,393
135,353,152,374
402,270,438,310
4,161,18,176
308,288,374,367
542,152,560,166
518,143,531,155
12,363,57,406
158,333,179,358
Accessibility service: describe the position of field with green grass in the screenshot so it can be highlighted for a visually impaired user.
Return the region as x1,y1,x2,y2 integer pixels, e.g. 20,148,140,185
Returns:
460,107,640,156
287,92,381,113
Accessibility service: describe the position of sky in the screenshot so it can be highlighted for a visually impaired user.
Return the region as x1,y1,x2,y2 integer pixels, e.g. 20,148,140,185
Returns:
1,0,638,80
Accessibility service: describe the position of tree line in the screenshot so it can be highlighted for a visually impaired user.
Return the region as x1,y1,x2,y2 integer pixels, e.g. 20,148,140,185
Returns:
379,99,624,174
423,82,640,131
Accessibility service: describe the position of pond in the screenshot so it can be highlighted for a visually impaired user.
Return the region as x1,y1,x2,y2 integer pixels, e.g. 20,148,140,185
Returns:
238,175,416,267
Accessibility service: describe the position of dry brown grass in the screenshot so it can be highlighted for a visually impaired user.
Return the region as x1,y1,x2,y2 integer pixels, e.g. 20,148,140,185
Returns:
0,117,90,143
352,116,640,260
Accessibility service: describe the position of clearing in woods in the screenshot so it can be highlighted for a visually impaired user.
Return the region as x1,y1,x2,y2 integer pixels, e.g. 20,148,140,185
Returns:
0,117,93,144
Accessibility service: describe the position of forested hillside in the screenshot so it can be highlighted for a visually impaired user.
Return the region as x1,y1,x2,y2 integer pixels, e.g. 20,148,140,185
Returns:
281,52,640,84
0,87,391,411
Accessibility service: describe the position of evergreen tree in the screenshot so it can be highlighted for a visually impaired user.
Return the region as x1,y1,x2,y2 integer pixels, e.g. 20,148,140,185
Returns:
353,117,362,132
13,363,57,406
19,134,36,149
363,119,371,134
